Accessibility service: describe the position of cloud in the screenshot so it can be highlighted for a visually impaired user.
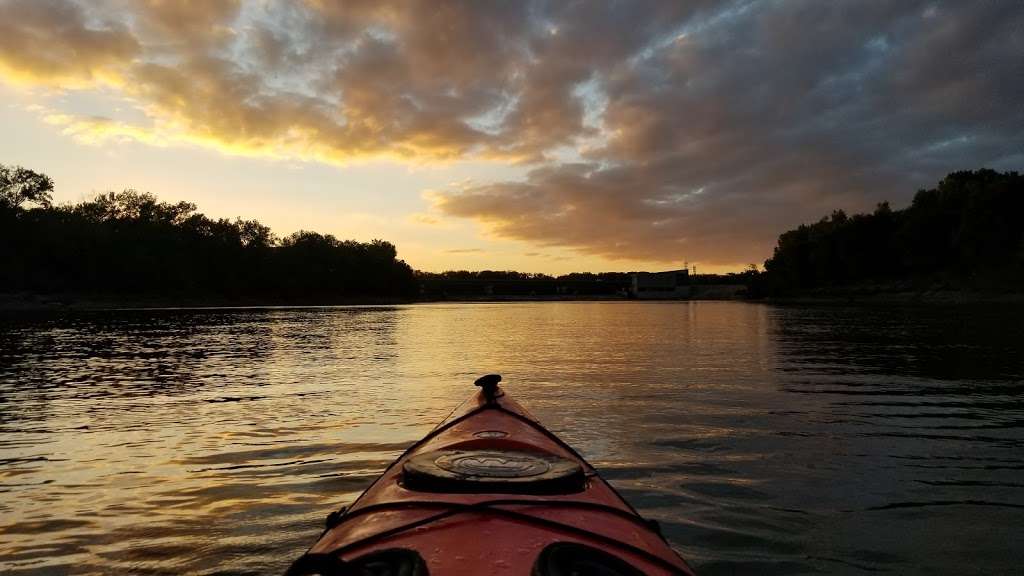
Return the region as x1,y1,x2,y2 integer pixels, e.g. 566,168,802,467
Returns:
0,0,716,163
0,0,138,86
130,0,241,46
2,0,1022,265
42,112,167,146
430,1,1024,265
409,213,441,226
444,248,485,254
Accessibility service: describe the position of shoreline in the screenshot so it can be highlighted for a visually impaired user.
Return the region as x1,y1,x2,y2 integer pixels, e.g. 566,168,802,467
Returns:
762,291,1024,305
3,289,1023,312
0,292,741,312
0,293,419,312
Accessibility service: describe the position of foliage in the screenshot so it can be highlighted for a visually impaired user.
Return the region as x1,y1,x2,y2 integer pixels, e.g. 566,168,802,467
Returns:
0,165,53,211
415,270,637,297
8,163,1017,301
762,169,1024,293
417,270,555,282
0,165,416,300
416,270,638,283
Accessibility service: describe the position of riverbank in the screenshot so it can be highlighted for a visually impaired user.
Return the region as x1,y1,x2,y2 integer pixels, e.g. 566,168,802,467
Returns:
6,286,1022,312
0,292,419,312
1,287,751,311
762,288,1024,305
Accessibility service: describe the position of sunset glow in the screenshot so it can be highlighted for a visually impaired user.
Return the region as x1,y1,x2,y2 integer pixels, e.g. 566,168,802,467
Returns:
2,0,1021,273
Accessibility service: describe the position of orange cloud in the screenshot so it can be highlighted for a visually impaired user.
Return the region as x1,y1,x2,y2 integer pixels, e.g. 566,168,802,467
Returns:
0,0,688,165
0,0,138,87
42,112,167,146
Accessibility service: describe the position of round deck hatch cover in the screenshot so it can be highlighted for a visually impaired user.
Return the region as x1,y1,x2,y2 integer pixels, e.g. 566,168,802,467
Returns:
472,430,509,439
435,451,550,477
403,449,585,494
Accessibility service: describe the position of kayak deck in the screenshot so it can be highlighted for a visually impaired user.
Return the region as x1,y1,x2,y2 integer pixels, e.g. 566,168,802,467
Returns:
289,376,695,575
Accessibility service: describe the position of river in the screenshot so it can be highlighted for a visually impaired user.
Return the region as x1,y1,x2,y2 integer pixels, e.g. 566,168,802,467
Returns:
1,302,1022,575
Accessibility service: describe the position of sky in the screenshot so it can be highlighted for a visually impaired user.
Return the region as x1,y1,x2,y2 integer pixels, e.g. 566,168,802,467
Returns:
1,1,1022,274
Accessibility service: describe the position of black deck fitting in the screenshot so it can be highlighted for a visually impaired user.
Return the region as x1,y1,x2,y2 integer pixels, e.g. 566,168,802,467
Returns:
474,374,502,402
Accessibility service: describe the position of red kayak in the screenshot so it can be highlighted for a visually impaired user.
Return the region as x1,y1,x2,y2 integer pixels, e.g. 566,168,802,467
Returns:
287,375,696,575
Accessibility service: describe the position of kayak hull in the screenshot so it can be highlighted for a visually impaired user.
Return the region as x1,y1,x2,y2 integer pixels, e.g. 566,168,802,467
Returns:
292,382,695,575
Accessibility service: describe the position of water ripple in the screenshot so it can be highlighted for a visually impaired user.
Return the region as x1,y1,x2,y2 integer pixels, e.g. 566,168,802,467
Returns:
2,302,1023,575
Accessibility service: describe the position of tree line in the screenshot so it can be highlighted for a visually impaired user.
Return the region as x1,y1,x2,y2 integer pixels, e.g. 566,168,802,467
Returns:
1,164,417,300
416,270,634,283
5,164,1019,302
760,169,1024,294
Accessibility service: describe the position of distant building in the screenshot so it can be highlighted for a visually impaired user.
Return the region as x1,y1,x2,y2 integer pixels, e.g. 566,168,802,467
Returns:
629,269,690,299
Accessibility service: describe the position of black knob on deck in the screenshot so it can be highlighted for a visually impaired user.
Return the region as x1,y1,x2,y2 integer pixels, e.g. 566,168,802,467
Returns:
474,374,502,402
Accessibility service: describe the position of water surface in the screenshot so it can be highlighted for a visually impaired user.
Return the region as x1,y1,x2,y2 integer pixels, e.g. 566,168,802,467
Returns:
2,302,1022,575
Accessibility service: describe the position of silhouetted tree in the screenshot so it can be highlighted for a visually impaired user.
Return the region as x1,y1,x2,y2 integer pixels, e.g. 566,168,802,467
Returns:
763,169,1023,293
0,164,417,301
0,165,53,210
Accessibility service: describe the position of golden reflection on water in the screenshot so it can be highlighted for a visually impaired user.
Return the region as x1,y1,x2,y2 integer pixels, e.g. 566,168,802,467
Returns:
2,302,1023,575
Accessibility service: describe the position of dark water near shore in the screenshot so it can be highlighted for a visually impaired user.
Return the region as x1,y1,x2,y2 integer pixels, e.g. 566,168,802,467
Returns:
2,302,1022,575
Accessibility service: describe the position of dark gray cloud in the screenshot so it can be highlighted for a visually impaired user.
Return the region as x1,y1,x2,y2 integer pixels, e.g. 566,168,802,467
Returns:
1,0,1021,265
434,1,1024,265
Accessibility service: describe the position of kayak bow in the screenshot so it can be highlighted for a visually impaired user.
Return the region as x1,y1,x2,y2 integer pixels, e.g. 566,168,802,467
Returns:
288,375,695,575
